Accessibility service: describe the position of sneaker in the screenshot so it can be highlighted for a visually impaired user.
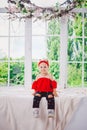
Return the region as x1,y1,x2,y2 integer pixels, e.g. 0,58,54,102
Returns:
33,108,40,118
48,109,54,118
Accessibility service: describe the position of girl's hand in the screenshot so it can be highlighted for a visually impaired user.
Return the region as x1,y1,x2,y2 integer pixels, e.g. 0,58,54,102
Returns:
32,89,36,96
53,91,58,97
53,89,58,97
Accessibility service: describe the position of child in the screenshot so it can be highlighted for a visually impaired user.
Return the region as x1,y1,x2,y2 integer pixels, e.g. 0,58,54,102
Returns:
32,59,58,118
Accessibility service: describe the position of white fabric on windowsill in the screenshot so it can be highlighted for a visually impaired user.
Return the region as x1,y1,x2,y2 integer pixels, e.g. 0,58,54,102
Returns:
0,88,87,130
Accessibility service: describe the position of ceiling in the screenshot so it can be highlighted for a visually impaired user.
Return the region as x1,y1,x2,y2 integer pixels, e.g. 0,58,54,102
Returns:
30,0,66,7
0,0,66,8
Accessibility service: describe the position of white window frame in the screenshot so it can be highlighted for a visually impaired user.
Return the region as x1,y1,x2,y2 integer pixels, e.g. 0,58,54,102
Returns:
25,18,32,90
0,7,87,89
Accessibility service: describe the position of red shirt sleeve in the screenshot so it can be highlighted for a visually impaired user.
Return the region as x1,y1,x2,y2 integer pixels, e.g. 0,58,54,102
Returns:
52,80,57,88
32,81,37,90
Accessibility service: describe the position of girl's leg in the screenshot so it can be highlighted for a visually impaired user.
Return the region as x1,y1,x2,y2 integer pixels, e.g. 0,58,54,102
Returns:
46,92,55,109
33,92,42,118
33,93,42,108
46,92,55,118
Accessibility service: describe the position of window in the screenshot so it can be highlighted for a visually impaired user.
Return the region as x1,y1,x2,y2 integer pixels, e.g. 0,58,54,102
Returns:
67,11,87,87
0,13,25,87
0,4,87,88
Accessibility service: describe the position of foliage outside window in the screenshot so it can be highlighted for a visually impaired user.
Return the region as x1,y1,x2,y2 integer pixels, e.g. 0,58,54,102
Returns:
68,11,87,87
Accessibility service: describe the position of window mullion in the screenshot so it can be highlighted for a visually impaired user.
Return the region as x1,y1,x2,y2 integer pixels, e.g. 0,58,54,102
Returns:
59,16,68,88
8,18,10,87
82,12,85,87
25,18,32,89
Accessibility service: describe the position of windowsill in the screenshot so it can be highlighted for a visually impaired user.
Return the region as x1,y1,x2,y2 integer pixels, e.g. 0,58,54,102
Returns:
0,87,32,96
0,87,87,130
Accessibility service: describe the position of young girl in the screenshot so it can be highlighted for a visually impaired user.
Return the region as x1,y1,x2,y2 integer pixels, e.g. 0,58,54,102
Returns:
32,59,58,118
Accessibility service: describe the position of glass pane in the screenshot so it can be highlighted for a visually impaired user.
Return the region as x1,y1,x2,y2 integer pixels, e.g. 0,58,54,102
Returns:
10,37,24,60
67,63,82,87
0,13,9,36
32,61,38,81
68,38,82,61
32,19,46,35
49,62,59,81
47,19,60,35
84,38,87,61
84,2,87,7
10,19,25,36
32,36,47,59
84,64,87,87
47,36,60,60
0,37,8,60
68,19,73,36
10,62,24,86
84,21,87,36
73,13,82,36
84,13,87,18
0,62,8,86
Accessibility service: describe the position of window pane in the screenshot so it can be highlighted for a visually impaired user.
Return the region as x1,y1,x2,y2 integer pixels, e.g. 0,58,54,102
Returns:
10,62,24,86
84,38,87,61
10,19,25,36
49,61,59,81
0,62,8,86
0,37,8,60
67,63,82,87
68,38,82,61
32,19,46,35
32,36,47,59
47,19,60,35
32,61,38,81
47,36,60,60
0,13,9,36
84,22,87,36
10,37,24,60
73,13,82,36
84,2,87,7
84,13,87,36
84,64,87,87
68,19,73,36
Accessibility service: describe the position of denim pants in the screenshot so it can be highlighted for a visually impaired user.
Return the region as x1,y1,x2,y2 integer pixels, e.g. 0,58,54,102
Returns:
33,92,55,109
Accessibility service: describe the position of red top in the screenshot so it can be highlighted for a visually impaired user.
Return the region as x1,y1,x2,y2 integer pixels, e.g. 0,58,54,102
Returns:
32,77,57,92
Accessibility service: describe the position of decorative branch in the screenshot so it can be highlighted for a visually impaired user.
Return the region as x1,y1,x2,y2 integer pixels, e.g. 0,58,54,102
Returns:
7,0,86,20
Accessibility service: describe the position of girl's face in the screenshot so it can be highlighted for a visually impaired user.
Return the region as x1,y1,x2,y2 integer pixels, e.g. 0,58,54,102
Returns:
38,62,49,74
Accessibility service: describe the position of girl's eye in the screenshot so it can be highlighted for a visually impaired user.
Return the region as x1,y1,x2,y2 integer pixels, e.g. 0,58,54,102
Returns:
40,66,46,68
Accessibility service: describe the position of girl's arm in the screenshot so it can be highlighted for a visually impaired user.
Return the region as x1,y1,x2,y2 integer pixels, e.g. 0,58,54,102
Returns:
32,89,36,95
53,88,58,97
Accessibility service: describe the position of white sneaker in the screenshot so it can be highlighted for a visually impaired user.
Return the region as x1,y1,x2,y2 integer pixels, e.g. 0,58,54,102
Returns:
48,109,54,118
33,108,40,118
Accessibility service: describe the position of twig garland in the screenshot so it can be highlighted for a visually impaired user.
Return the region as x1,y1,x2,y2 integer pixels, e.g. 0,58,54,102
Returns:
7,0,86,20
